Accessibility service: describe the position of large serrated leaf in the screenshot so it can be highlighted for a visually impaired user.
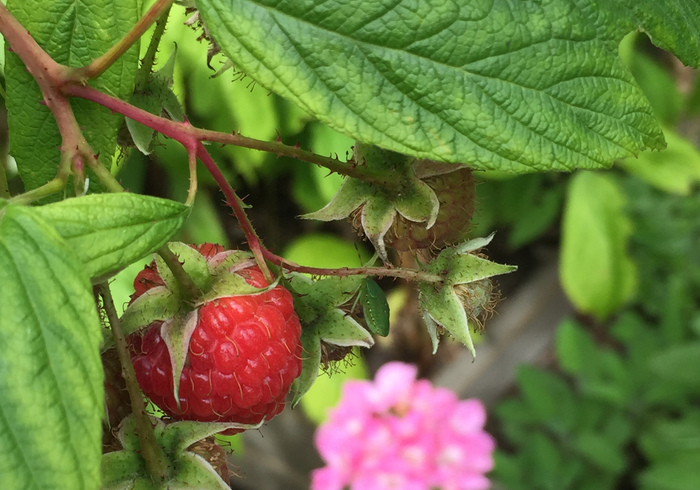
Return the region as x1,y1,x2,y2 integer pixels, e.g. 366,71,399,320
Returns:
32,193,190,281
609,0,700,67
196,0,670,172
0,205,103,489
560,172,637,320
4,0,141,194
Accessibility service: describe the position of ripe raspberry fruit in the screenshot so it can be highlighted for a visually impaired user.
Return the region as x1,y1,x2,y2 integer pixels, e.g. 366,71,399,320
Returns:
127,243,302,432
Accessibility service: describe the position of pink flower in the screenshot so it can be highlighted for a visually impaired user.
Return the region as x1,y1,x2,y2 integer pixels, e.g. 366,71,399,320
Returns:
311,362,495,490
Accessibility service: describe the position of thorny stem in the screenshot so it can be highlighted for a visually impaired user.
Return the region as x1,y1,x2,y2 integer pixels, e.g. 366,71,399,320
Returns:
133,4,172,91
98,284,171,482
0,3,121,196
58,83,440,283
262,249,443,284
0,4,440,285
60,84,397,187
195,143,273,283
73,0,176,81
157,244,201,302
60,84,275,279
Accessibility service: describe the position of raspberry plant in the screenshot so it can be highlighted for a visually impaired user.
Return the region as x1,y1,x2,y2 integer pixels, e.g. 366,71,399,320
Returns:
0,0,699,488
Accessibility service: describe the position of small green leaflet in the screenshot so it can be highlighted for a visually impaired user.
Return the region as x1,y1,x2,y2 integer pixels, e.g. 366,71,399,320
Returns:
560,172,636,321
32,193,190,282
360,279,390,337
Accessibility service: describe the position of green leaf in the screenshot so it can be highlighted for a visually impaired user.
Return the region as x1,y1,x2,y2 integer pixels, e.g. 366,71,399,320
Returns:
282,233,371,270
525,433,564,489
196,0,666,172
516,366,576,432
490,174,563,249
648,343,700,390
0,205,103,489
560,172,637,320
639,454,700,490
360,279,390,336
574,431,626,474
555,319,600,377
620,33,684,125
639,412,700,463
292,124,350,213
5,0,141,194
609,1,700,68
619,128,700,196
32,193,190,282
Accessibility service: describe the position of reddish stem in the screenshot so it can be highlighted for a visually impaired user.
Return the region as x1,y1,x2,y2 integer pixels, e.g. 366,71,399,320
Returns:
61,83,441,283
195,143,273,282
0,3,123,195
261,249,441,283
60,84,397,187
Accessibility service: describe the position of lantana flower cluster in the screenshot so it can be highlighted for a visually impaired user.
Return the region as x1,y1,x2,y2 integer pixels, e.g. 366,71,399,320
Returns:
312,362,495,490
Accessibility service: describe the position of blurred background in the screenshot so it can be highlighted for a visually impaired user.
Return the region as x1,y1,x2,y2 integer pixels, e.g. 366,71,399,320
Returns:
2,6,700,490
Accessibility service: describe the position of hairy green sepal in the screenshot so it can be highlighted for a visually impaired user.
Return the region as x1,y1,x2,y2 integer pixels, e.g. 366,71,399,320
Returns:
303,142,438,261
419,234,516,357
289,274,374,404
101,415,262,489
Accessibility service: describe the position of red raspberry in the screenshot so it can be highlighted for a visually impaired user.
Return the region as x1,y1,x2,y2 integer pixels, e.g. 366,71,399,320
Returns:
127,244,302,432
